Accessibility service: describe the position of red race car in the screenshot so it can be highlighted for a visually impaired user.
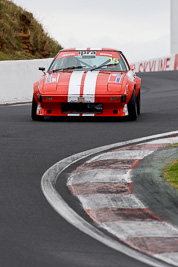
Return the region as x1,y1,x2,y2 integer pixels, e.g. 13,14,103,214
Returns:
31,48,141,120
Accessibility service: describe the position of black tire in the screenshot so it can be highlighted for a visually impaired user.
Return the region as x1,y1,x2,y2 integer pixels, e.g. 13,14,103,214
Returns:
31,96,44,121
128,90,137,121
136,90,141,115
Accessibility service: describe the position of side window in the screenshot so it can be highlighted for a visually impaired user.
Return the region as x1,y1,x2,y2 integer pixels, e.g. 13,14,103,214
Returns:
48,58,64,71
118,52,129,71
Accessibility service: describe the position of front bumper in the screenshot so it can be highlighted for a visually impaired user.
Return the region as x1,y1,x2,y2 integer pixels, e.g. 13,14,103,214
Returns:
36,94,129,117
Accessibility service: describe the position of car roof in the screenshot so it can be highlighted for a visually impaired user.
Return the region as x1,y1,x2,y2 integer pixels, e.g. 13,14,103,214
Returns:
60,48,120,52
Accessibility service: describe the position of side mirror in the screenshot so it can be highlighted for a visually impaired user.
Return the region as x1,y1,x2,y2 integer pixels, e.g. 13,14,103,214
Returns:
130,65,135,71
39,67,46,74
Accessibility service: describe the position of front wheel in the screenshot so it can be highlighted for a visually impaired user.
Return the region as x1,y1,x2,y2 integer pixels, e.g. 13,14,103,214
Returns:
128,90,137,121
31,96,44,121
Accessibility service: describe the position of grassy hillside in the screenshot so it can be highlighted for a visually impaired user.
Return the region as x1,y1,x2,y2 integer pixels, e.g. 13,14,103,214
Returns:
0,0,63,60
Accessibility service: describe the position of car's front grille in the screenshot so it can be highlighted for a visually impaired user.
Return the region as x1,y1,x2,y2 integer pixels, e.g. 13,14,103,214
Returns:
61,103,103,114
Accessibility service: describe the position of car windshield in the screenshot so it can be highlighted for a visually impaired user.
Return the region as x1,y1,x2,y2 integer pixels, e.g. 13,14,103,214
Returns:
48,50,128,72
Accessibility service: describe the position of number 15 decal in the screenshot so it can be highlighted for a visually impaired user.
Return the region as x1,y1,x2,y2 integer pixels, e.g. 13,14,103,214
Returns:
109,58,119,64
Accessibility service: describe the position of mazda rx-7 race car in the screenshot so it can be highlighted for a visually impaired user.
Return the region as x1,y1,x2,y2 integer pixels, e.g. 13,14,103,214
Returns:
31,48,141,120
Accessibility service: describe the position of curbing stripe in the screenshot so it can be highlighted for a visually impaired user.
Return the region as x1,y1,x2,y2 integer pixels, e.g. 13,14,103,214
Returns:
113,143,165,151
68,182,131,196
67,169,132,185
87,150,154,162
67,134,178,266
41,130,178,267
128,238,178,255
77,193,145,210
101,221,178,239
87,208,161,223
73,159,136,172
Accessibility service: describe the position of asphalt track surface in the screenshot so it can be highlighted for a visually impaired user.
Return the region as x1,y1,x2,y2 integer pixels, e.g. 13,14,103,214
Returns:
0,70,178,267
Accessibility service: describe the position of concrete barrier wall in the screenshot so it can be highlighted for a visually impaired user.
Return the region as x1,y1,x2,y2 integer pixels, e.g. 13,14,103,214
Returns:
134,54,178,72
0,58,52,104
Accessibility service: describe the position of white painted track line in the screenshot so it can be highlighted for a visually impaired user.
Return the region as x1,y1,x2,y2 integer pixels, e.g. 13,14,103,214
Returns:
145,136,178,144
155,253,178,266
0,102,31,106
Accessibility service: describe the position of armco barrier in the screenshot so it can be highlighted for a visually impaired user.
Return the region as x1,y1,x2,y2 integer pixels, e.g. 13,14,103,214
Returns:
134,53,178,72
0,58,52,104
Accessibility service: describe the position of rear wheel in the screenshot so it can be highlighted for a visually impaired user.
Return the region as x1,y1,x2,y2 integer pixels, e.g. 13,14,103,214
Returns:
128,90,137,121
31,96,44,121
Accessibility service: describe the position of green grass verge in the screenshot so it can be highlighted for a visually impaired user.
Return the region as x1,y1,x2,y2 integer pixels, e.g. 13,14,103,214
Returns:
163,158,178,190
0,0,62,60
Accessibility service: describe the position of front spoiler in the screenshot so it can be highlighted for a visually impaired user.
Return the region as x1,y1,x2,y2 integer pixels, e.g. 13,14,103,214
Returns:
37,102,128,117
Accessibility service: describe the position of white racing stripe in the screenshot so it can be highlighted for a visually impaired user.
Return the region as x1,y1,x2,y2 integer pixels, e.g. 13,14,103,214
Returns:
90,47,102,50
68,71,84,103
67,70,99,116
68,114,80,116
82,114,95,117
83,71,99,103
75,48,102,51
75,48,87,50
80,71,99,117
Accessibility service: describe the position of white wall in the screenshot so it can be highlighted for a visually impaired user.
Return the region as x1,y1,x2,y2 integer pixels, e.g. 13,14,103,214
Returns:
1,54,178,104
0,58,52,104
133,54,178,73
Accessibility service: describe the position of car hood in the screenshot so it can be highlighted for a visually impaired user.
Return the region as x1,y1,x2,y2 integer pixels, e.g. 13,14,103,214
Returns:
41,71,126,94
